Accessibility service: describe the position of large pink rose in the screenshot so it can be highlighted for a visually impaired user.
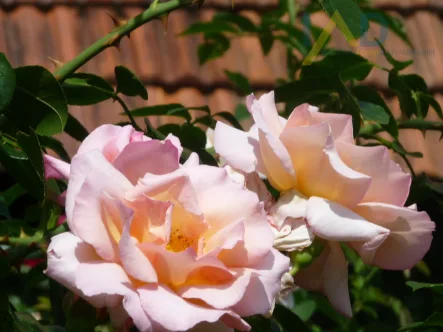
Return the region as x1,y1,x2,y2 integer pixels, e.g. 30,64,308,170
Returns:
45,124,289,332
214,91,435,316
44,124,181,181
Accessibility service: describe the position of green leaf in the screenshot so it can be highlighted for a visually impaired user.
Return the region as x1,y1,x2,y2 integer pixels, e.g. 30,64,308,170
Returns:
0,183,26,206
214,112,243,130
389,71,417,118
39,136,70,162
359,101,390,124
268,20,311,55
13,312,47,332
115,66,148,100
128,104,191,122
419,93,443,120
243,315,273,332
157,123,181,138
0,53,16,113
275,75,361,133
398,312,443,331
336,77,362,134
406,281,443,295
353,85,398,138
195,149,218,166
179,123,206,150
235,104,251,121
0,136,45,201
65,298,99,332
0,199,10,219
17,131,44,178
363,7,412,47
181,21,238,35
259,25,274,55
64,113,89,142
301,50,373,81
8,66,68,136
320,0,370,39
63,73,114,106
376,40,413,71
273,304,311,332
0,219,22,237
224,70,252,95
213,12,256,32
275,76,338,105
293,299,317,322
198,34,230,65
193,115,215,128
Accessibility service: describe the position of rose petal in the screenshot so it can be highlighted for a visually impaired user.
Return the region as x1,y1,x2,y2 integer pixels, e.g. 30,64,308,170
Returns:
44,154,70,180
119,219,158,283
281,123,371,208
214,121,258,174
138,243,233,287
336,142,411,206
257,128,296,192
178,273,251,309
77,125,135,162
250,91,283,137
138,284,229,331
112,140,180,184
75,261,132,308
45,232,99,296
306,197,389,247
294,242,352,317
231,249,289,316
66,150,133,261
352,203,435,270
310,112,354,143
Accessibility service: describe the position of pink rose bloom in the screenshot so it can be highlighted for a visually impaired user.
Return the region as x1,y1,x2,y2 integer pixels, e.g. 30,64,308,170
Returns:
44,124,181,182
214,91,435,316
45,124,289,332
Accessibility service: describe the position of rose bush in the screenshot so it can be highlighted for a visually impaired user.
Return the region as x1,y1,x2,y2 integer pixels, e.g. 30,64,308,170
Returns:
45,125,290,332
214,91,435,316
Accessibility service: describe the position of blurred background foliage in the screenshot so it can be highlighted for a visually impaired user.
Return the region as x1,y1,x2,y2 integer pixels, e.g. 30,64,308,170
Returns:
0,0,442,331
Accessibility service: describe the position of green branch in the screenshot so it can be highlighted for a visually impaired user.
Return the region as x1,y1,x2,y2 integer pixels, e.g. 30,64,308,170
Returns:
54,0,193,81
359,119,443,137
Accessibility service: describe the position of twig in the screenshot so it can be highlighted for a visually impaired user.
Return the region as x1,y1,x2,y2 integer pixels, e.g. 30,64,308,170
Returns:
54,0,194,81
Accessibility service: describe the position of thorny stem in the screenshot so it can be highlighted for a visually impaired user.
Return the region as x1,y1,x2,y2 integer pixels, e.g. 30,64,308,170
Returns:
54,0,194,81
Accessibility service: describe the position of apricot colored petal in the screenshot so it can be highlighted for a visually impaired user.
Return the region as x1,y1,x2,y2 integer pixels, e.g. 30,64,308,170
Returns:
336,142,411,206
119,219,158,283
258,128,296,192
133,170,201,216
138,243,233,287
310,111,354,143
284,103,317,128
280,123,371,208
178,274,251,309
352,203,435,270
